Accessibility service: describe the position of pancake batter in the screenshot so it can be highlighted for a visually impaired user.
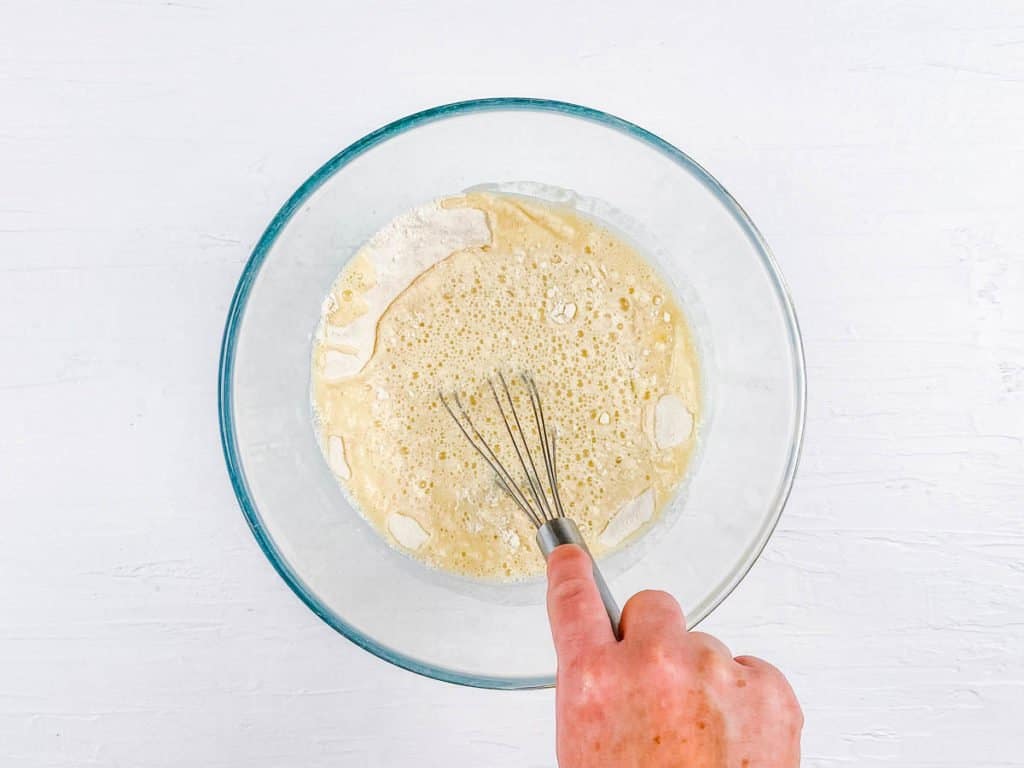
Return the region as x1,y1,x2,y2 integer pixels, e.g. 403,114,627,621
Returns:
312,192,700,580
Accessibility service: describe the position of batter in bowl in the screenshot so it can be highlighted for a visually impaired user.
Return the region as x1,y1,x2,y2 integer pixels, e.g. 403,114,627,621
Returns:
311,192,700,580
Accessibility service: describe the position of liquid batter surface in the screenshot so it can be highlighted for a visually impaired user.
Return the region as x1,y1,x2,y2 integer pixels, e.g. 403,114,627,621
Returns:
312,192,700,580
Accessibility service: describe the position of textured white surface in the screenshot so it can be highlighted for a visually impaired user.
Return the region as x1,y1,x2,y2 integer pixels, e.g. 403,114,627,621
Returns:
2,2,1022,765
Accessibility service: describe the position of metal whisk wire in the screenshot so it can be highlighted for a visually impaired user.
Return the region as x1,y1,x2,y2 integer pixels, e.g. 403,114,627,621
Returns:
439,372,561,529
439,371,622,638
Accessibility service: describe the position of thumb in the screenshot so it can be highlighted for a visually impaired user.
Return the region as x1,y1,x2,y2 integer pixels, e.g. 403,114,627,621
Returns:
546,545,615,663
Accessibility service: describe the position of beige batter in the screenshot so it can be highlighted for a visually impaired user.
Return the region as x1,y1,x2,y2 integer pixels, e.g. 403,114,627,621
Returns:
312,192,700,580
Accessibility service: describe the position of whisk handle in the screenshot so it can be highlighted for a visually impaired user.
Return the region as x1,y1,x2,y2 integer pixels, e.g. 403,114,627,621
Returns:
537,518,622,640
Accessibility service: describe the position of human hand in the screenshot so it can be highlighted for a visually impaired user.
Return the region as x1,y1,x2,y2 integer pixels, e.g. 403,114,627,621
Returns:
546,545,802,768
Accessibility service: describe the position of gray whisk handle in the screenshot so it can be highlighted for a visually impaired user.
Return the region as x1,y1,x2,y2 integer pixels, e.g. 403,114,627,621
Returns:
537,517,622,640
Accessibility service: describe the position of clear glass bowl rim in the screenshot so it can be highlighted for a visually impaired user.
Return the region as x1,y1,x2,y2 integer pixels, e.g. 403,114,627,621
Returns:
217,97,807,689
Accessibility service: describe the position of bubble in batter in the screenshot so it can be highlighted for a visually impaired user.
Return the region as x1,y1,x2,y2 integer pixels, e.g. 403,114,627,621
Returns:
312,192,700,580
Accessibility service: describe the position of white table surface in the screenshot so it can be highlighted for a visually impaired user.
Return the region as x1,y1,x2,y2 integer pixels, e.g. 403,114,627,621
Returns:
3,2,1022,765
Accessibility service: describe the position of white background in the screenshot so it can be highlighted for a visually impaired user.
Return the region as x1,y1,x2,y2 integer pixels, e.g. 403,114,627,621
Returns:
2,2,1022,765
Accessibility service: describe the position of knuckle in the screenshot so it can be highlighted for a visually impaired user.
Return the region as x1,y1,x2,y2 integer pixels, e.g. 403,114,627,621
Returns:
693,642,719,665
790,699,805,730
622,589,685,629
693,643,732,683
629,589,677,611
629,632,680,669
756,671,802,727
774,694,804,733
775,682,804,727
643,634,676,659
690,631,731,656
639,649,690,686
549,575,593,606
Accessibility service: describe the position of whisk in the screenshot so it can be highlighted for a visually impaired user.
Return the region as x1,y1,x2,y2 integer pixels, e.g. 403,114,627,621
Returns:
440,372,622,638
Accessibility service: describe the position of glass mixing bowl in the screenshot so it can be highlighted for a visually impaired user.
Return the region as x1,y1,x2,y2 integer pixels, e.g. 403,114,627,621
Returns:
219,98,805,689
